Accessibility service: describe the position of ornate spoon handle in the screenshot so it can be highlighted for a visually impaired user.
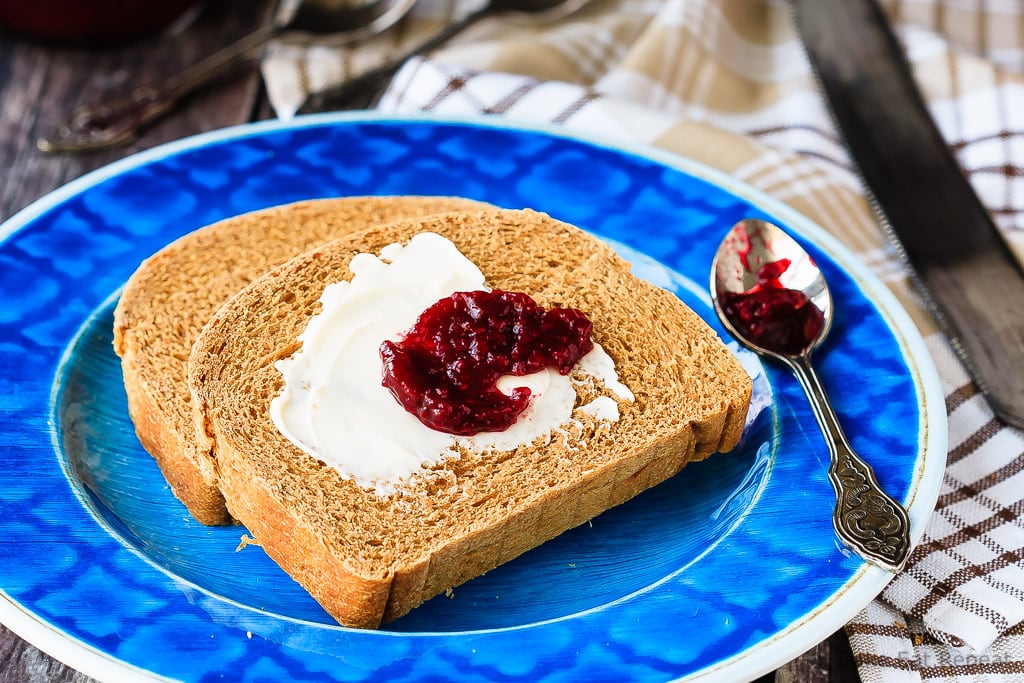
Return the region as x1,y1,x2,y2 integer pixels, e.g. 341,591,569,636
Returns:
787,354,912,571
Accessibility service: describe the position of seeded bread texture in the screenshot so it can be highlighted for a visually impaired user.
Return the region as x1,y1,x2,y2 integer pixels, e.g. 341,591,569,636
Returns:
112,196,489,525
188,208,752,628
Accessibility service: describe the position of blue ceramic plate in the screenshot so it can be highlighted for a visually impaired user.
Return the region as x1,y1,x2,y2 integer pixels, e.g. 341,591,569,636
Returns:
0,114,945,682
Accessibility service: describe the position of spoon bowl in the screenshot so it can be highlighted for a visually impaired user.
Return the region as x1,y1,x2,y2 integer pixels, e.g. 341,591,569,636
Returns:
299,0,594,111
275,0,418,46
489,0,593,21
711,218,912,572
712,218,833,358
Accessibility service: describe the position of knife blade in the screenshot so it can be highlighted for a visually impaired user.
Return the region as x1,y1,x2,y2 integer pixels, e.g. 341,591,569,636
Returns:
792,0,1024,429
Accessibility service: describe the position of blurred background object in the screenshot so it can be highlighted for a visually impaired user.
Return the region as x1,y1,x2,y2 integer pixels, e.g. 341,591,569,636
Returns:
0,0,201,44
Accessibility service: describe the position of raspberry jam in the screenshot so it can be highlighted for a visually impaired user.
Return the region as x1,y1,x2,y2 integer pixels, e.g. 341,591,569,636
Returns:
719,258,824,356
380,290,594,435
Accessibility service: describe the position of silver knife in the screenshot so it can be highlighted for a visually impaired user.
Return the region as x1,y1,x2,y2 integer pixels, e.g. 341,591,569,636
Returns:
792,0,1024,429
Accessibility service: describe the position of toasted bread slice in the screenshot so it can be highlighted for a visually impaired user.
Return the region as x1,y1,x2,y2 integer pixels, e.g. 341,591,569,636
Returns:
188,208,752,627
113,196,489,524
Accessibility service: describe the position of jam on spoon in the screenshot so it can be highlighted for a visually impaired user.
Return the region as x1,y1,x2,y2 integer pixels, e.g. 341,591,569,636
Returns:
711,218,911,572
717,257,825,357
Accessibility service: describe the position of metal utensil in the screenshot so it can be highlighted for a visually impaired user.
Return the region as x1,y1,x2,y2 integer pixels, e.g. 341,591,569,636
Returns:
298,0,593,112
792,0,1024,429
37,0,417,153
711,218,911,572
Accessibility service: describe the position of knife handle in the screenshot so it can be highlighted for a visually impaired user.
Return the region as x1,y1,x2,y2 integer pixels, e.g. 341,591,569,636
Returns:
793,0,1024,428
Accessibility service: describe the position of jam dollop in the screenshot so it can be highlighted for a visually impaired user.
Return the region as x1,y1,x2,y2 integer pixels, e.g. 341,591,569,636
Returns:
720,258,824,356
380,290,594,435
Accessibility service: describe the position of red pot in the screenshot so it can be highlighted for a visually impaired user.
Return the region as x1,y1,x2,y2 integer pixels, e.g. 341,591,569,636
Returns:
0,0,201,44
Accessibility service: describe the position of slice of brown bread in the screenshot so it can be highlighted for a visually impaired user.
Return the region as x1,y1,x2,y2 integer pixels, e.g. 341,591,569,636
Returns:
188,208,752,628
113,196,490,525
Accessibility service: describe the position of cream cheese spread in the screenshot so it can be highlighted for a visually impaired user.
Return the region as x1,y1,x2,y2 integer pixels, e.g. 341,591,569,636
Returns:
270,231,634,495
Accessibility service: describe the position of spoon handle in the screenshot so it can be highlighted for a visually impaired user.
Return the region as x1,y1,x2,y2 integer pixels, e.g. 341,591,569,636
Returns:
788,354,912,572
299,6,492,112
38,24,280,153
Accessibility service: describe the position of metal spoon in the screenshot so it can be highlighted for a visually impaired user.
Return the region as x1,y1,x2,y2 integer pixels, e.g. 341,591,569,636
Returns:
37,0,418,153
298,0,593,112
710,218,911,572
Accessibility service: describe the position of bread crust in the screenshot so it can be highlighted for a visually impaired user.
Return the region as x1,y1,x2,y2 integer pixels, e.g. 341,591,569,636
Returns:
189,208,753,627
217,442,392,628
113,196,490,525
120,360,231,525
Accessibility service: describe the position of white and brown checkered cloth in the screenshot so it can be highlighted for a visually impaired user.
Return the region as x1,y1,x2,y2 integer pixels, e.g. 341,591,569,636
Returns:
262,0,1024,680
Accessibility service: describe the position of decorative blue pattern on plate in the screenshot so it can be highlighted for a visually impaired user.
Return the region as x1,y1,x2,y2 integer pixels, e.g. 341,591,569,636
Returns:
0,114,946,682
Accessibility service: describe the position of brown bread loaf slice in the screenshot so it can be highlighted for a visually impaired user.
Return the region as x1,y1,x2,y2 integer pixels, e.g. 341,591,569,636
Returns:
188,208,752,628
113,196,489,525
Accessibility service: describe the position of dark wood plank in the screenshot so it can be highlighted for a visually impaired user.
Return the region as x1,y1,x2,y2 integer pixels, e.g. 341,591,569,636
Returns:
0,625,95,683
0,1,274,680
0,0,276,223
775,630,861,683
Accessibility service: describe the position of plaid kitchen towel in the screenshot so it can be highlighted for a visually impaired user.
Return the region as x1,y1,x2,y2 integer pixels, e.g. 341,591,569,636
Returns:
262,0,1024,680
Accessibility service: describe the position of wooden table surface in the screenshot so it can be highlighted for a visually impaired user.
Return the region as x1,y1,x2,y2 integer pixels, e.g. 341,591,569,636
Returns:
0,3,862,680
